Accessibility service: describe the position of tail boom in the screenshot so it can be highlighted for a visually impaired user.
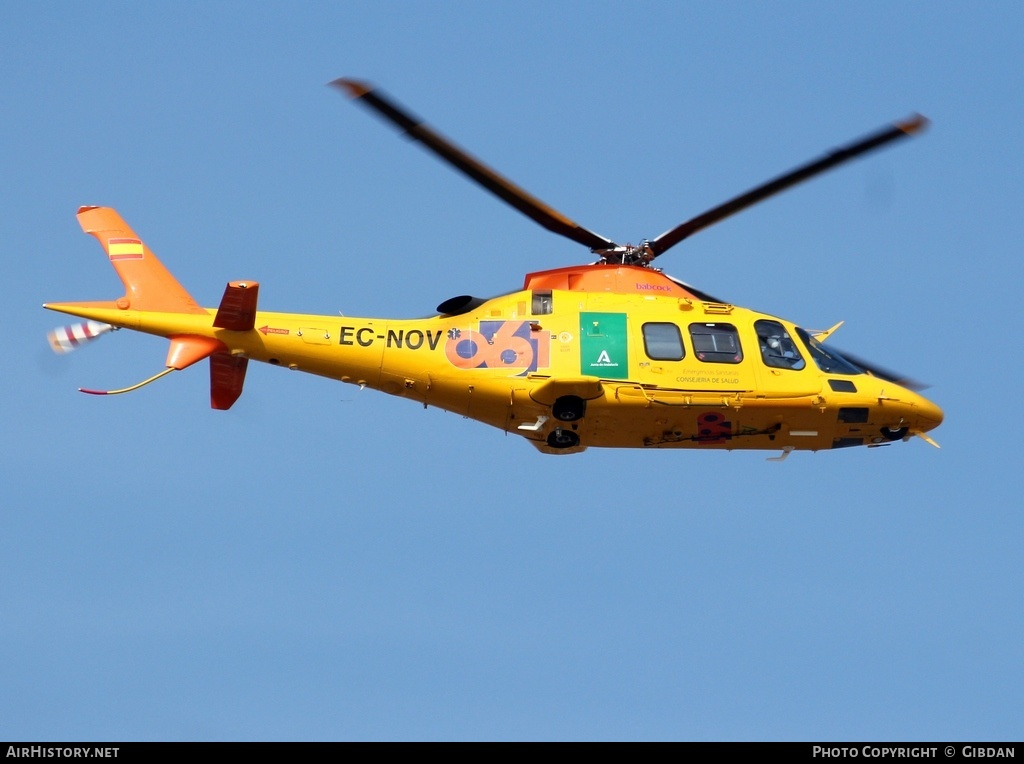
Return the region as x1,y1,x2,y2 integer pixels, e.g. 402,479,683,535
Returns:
46,206,386,410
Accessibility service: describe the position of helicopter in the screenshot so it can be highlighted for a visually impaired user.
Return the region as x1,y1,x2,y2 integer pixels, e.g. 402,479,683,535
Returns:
45,79,943,457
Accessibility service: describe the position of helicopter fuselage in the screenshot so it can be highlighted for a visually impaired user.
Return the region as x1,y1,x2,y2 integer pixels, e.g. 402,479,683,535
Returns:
50,261,942,455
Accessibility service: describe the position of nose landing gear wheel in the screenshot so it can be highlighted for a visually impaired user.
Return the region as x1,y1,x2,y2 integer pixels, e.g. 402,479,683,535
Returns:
881,425,909,441
547,428,580,449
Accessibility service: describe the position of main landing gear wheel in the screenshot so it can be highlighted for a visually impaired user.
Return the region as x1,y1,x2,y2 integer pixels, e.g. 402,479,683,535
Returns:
552,395,585,422
547,428,580,449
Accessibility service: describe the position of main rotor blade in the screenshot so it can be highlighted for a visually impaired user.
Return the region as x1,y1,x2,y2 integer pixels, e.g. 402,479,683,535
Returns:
647,115,928,258
333,79,617,252
831,347,930,392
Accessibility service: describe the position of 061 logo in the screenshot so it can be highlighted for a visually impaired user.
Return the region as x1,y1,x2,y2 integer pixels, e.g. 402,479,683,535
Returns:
445,321,550,374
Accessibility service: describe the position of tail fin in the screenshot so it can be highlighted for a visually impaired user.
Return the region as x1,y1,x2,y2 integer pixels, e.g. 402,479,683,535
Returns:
76,206,206,314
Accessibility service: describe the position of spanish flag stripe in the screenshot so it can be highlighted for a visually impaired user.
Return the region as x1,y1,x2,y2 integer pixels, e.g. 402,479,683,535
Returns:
107,238,144,260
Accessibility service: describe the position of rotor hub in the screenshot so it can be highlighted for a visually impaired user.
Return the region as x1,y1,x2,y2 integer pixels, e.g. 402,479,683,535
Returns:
595,243,656,267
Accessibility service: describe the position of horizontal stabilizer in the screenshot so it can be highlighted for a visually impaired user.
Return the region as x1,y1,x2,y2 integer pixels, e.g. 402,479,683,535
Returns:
214,281,260,331
166,336,225,370
210,353,248,410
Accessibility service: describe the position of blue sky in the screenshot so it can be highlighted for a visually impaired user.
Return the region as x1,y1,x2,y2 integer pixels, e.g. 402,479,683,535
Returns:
3,1,1022,741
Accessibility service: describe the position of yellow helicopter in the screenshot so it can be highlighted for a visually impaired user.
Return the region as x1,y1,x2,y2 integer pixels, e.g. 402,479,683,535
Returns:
45,79,943,456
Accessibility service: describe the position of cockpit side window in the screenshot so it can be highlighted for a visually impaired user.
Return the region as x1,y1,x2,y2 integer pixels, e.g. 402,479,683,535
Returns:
532,291,553,315
755,319,806,370
642,322,685,361
795,327,862,375
689,323,742,364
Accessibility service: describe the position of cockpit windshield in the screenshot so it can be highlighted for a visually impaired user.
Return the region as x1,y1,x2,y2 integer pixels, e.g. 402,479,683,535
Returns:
795,327,862,376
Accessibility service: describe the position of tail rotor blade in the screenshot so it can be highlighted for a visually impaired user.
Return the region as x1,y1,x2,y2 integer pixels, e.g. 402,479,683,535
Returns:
48,321,115,354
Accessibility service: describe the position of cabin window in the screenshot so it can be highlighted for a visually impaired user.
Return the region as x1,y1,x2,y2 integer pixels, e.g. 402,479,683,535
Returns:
689,323,742,364
642,322,685,361
838,407,869,423
532,291,553,315
829,379,858,392
755,319,805,370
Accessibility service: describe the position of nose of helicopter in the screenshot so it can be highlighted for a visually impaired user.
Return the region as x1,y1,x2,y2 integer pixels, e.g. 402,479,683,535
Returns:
870,381,943,441
873,387,943,445
911,393,944,431
887,386,943,435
